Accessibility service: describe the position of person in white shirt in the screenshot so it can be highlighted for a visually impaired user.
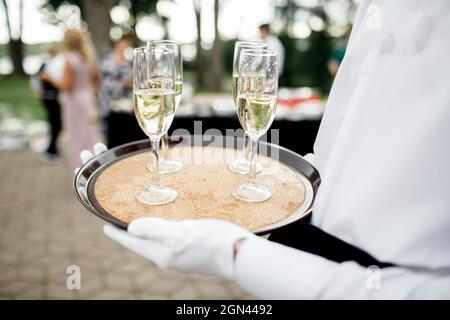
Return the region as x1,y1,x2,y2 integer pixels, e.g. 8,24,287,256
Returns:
81,0,450,299
259,23,285,76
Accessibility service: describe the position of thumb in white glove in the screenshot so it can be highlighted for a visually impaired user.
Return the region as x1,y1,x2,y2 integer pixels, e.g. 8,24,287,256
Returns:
103,217,256,279
303,153,315,166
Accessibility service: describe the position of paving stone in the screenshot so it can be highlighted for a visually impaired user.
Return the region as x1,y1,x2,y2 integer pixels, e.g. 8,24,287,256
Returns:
46,282,78,299
193,281,234,299
104,273,133,291
76,274,105,298
86,289,128,300
0,268,17,284
17,266,45,284
0,150,251,300
170,284,199,300
15,286,44,300
0,281,39,299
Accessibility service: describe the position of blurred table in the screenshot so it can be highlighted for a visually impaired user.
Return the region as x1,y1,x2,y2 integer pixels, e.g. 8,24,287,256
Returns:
106,86,324,154
170,87,324,156
169,117,321,156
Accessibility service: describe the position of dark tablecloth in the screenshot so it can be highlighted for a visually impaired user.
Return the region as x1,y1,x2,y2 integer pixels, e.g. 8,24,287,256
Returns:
107,113,322,157
169,116,321,156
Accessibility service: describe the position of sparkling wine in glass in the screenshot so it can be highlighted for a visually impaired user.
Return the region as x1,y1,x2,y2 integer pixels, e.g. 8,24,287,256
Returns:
232,49,278,203
228,41,267,175
146,40,184,174
133,46,177,205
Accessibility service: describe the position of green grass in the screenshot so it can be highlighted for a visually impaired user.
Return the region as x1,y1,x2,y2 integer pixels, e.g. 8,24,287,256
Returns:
0,75,46,121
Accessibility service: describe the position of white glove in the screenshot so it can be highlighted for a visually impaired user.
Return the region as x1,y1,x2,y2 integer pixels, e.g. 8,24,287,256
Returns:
103,217,256,279
75,142,108,174
303,153,315,166
77,143,256,279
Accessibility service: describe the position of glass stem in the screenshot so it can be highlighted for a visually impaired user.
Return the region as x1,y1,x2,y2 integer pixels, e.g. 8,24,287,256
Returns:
150,137,160,186
161,133,169,161
248,137,258,184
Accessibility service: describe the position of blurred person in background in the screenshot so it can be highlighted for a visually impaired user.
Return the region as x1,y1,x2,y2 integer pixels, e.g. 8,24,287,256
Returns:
328,43,346,77
37,44,64,160
41,28,100,170
328,29,350,77
259,23,285,76
99,34,145,148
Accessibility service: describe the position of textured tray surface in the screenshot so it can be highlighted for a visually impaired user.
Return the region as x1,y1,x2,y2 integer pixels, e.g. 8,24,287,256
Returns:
92,146,306,231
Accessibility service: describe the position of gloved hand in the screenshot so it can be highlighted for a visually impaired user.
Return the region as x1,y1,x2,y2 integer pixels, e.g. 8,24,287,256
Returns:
103,217,256,279
77,143,256,279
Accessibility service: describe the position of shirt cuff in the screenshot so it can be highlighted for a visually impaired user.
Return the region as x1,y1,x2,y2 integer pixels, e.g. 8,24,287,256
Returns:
234,236,337,299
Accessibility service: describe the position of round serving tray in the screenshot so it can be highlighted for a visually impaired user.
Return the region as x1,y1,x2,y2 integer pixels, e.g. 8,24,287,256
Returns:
74,135,320,235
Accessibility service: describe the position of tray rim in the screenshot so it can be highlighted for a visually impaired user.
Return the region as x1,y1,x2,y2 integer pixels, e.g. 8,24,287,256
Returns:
74,135,321,235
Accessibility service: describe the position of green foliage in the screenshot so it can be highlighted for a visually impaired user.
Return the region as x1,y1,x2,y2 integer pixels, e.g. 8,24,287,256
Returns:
41,0,340,94
221,32,333,93
281,31,333,92
0,75,46,121
45,0,158,22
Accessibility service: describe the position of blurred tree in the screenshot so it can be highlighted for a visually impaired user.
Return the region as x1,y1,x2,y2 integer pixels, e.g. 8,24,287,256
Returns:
46,0,110,54
193,0,205,89
272,0,355,92
128,0,157,22
45,0,158,54
211,0,223,91
80,0,112,55
1,0,25,74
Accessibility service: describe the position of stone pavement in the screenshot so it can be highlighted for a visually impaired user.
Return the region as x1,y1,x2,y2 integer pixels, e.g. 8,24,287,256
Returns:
0,149,252,299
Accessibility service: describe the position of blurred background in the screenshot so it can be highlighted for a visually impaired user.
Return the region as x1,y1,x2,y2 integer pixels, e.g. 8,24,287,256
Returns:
0,0,357,299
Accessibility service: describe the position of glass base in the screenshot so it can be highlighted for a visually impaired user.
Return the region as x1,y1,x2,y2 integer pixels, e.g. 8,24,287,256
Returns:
228,158,262,175
136,185,178,205
232,182,272,203
147,159,184,174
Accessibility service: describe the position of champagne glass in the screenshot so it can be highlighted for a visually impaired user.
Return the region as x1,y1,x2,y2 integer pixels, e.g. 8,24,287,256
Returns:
232,49,278,202
133,47,178,205
228,41,267,175
146,40,184,174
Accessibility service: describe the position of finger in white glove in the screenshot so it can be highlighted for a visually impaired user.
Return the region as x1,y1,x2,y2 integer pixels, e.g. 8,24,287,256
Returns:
80,150,94,164
75,143,108,175
93,143,107,156
103,217,256,279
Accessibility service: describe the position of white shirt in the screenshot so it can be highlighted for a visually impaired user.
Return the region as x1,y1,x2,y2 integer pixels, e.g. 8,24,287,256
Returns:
235,0,450,299
264,34,285,75
45,53,65,82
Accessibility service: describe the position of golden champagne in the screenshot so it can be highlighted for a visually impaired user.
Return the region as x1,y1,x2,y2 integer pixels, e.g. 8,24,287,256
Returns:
232,75,238,104
175,81,183,110
237,93,277,138
233,74,265,106
147,77,182,110
134,88,176,138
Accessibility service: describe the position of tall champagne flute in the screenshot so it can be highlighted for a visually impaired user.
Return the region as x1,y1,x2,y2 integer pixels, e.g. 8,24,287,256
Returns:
147,40,184,174
232,49,278,202
228,41,267,175
133,47,178,205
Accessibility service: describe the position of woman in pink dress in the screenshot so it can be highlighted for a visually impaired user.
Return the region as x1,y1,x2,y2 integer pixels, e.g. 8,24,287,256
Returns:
41,28,99,170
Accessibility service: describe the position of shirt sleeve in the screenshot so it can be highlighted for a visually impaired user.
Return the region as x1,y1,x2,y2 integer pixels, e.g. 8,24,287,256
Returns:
234,237,450,299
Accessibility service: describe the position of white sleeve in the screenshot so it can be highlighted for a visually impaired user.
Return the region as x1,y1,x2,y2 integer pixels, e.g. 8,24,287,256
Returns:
234,237,450,299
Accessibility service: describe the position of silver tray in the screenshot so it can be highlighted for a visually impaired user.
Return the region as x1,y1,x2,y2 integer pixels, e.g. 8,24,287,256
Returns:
74,135,320,235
